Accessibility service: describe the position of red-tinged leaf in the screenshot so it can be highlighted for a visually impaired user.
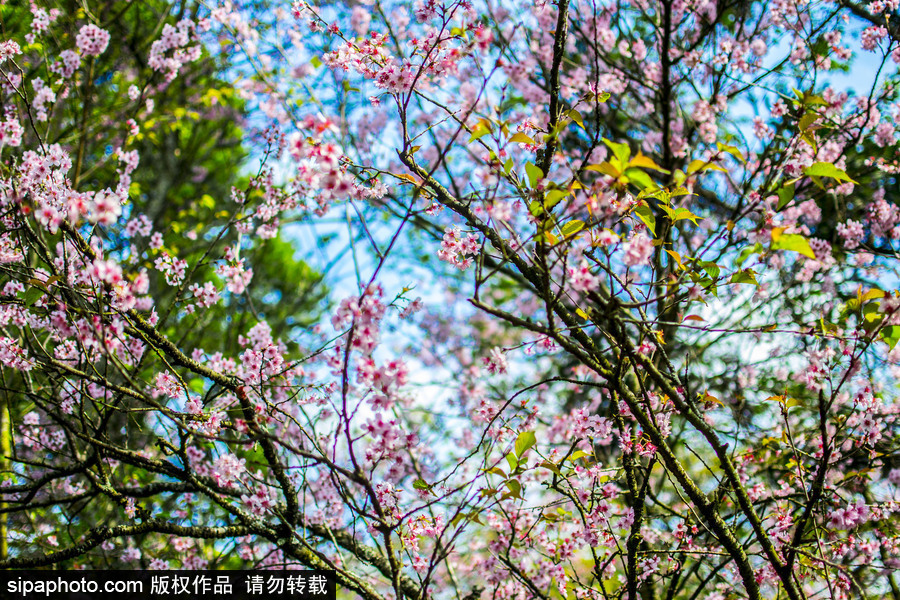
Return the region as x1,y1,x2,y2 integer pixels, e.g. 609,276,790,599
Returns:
396,173,422,185
701,392,723,406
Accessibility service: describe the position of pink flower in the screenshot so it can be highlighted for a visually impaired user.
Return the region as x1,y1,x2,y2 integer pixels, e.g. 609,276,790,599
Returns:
241,486,275,516
889,468,900,485
0,117,24,148
216,260,253,294
636,339,657,356
437,226,479,270
88,189,122,226
189,282,220,308
154,372,180,399
412,555,429,573
124,497,137,519
76,24,111,57
155,253,189,285
212,454,246,487
567,260,600,293
184,395,202,414
861,26,888,51
828,500,870,530
0,337,34,371
482,347,508,375
351,6,371,36
836,220,865,249
596,229,620,247
623,233,654,267
400,297,423,318
51,50,80,78
0,40,22,62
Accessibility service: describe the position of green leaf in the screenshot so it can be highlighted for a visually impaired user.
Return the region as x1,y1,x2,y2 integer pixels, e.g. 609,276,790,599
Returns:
698,261,721,280
602,138,631,164
798,111,818,131
566,450,591,462
685,159,706,175
808,96,828,106
882,325,900,349
504,479,523,500
729,269,758,285
716,142,746,164
802,162,856,184
765,395,802,409
505,452,518,473
736,243,763,267
515,431,537,458
413,478,431,491
509,132,536,145
538,461,562,476
784,397,803,409
669,207,702,225
640,187,671,202
771,230,816,259
687,159,728,175
776,184,795,211
525,163,544,188
566,109,585,129
19,287,44,307
634,203,657,236
863,302,882,323
665,249,684,270
561,220,585,237
584,162,621,177
629,153,670,173
624,167,655,190
544,189,569,208
469,120,492,143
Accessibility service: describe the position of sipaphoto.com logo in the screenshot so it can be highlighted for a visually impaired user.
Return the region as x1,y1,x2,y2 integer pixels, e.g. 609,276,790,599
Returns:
6,576,142,597
0,569,338,599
